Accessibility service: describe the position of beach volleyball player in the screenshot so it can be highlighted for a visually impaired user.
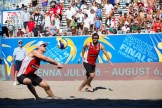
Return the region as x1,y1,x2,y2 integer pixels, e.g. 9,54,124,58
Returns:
17,41,63,99
78,33,113,92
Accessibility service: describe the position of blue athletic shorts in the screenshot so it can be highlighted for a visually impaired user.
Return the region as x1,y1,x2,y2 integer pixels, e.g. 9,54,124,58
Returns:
15,60,22,72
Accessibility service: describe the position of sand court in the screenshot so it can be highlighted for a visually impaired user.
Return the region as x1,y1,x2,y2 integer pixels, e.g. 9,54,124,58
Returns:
0,80,162,108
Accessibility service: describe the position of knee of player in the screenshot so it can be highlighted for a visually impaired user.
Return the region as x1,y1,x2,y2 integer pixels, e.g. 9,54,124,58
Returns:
89,73,95,78
24,78,32,85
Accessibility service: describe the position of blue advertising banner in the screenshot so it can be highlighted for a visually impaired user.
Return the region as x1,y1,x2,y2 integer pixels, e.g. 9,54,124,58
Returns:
0,25,2,63
1,33,162,76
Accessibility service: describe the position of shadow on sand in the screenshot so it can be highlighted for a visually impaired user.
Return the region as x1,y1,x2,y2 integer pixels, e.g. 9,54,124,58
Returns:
93,86,113,92
0,98,162,108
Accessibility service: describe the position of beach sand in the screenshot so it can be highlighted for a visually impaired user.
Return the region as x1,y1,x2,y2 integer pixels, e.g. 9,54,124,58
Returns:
0,80,162,108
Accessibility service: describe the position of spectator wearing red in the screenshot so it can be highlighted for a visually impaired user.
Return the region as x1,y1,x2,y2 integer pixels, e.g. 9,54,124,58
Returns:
52,4,58,14
55,2,63,21
156,27,161,33
17,28,24,37
137,1,144,7
150,27,156,33
153,18,161,32
48,2,57,17
27,18,35,37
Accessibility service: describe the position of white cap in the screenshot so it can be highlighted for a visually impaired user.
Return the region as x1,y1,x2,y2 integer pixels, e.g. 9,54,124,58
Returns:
36,41,48,48
18,40,23,43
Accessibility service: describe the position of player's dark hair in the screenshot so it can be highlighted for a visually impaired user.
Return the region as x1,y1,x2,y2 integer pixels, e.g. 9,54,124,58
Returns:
92,33,99,39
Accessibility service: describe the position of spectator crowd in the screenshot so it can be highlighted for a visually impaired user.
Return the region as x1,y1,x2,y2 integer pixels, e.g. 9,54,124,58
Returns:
2,0,162,38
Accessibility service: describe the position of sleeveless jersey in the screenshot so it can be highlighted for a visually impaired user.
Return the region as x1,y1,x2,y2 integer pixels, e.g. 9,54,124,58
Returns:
17,56,40,76
87,42,100,65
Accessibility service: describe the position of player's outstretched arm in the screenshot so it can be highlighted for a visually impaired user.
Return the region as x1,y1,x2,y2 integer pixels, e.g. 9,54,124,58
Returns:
100,44,113,65
32,50,63,69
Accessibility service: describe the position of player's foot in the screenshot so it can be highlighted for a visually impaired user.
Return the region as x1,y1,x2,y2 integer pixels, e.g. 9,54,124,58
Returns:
13,81,20,86
87,86,94,91
85,88,94,92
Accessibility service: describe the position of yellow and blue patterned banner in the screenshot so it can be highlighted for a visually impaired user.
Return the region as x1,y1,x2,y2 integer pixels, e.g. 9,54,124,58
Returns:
2,34,162,64
1,33,162,70
1,33,162,79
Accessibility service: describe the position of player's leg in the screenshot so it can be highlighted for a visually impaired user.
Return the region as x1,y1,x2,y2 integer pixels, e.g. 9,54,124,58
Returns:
23,78,39,99
87,64,96,91
39,80,54,97
78,79,87,91
86,73,95,92
78,73,95,91
13,61,22,86
78,62,95,91
87,77,93,91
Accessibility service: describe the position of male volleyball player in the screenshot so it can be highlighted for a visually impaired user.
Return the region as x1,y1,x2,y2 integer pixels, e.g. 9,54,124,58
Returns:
78,33,113,92
17,41,63,99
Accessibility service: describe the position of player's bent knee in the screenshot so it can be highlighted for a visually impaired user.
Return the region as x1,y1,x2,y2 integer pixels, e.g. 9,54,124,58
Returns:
90,73,95,78
23,78,32,85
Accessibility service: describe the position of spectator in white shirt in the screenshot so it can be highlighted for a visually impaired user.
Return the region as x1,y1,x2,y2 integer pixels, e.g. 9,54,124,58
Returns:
71,1,79,15
65,6,73,28
83,13,91,35
91,1,98,12
95,0,102,5
104,0,114,17
80,1,88,13
121,21,130,34
44,11,51,33
54,14,60,29
48,21,59,36
85,5,91,15
88,9,96,33
21,8,31,33
76,9,84,35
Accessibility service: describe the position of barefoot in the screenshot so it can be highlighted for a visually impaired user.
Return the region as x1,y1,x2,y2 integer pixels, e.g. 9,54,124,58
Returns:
87,87,93,91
